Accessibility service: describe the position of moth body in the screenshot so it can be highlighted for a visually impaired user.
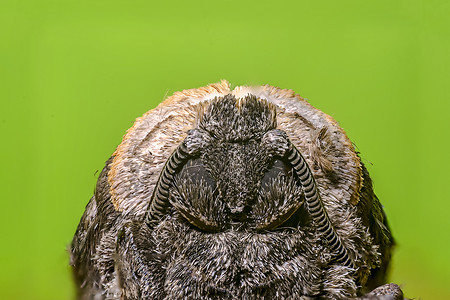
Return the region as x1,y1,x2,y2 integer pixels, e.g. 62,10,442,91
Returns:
71,81,403,299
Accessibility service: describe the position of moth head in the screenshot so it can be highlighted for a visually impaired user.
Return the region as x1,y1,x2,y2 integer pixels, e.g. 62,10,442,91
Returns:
146,94,307,233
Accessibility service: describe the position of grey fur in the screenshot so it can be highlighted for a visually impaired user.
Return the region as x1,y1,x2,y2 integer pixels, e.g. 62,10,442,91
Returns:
71,82,404,299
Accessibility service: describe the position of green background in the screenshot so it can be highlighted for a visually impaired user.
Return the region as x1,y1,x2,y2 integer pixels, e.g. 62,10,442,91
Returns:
1,0,449,299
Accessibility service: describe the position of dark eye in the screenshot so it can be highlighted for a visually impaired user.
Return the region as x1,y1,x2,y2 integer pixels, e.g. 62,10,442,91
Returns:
171,159,224,232
252,159,305,231
179,159,216,189
260,159,292,187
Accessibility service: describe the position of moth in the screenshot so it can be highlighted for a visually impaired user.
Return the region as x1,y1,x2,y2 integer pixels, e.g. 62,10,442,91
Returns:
71,81,404,299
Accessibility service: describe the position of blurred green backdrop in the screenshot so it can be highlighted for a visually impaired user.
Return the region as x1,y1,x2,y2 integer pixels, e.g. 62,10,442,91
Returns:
1,0,449,299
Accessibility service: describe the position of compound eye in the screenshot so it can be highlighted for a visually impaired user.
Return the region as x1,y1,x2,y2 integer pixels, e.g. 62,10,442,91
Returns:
252,159,305,230
171,159,224,232
180,159,216,188
260,159,291,188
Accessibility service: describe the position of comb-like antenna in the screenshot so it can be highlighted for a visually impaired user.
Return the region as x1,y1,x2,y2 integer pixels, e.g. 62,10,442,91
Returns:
145,129,209,228
145,142,190,228
285,143,355,268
